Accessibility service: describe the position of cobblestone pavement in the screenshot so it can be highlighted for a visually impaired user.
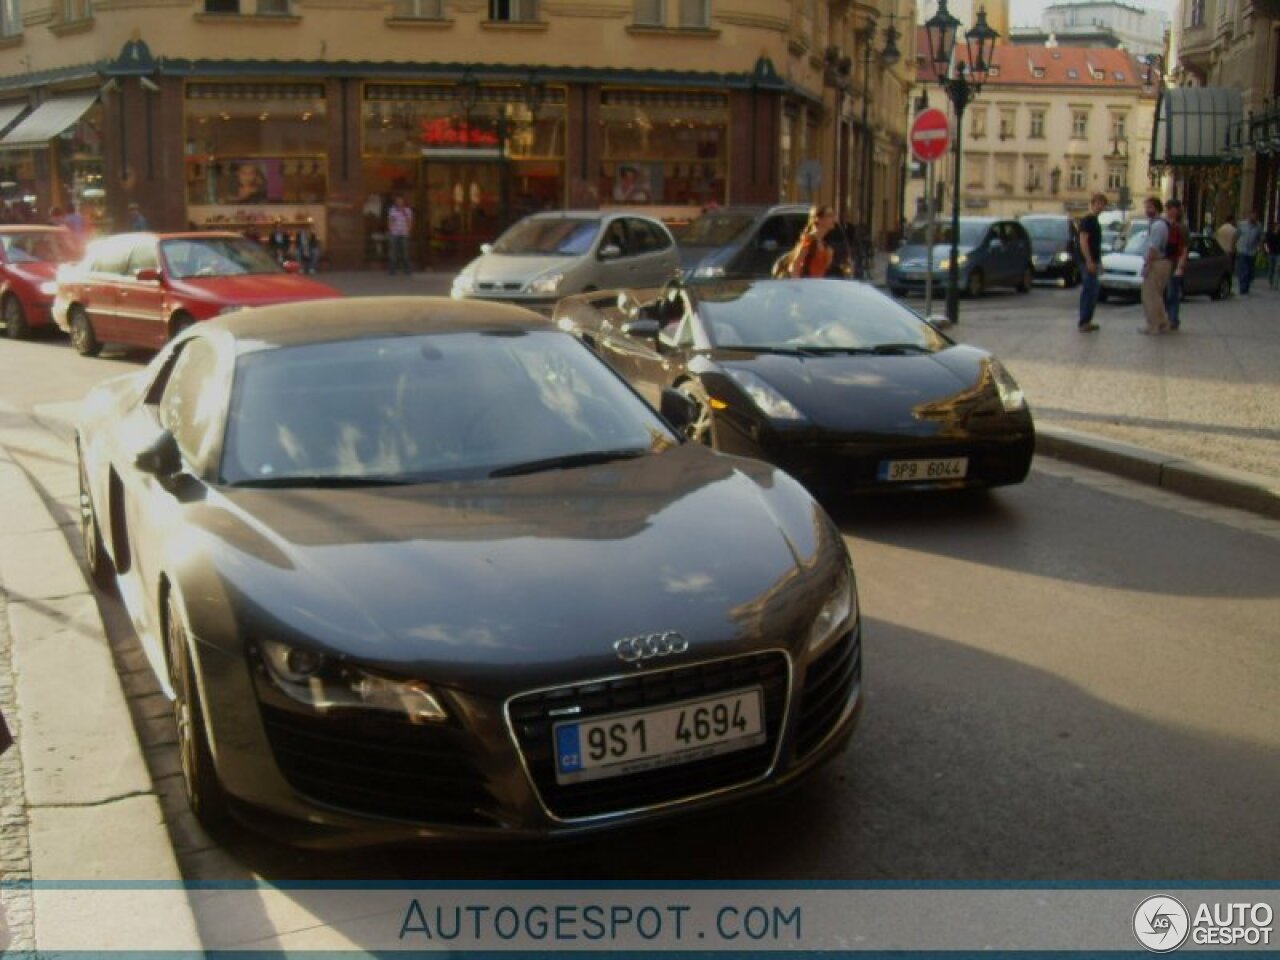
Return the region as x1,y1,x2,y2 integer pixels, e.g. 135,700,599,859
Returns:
0,552,35,953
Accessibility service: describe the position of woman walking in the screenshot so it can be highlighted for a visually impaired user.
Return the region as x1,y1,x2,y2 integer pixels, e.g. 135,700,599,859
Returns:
787,205,838,278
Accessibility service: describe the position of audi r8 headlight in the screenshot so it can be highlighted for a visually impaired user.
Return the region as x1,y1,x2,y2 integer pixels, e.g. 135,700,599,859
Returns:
258,639,448,724
987,358,1027,412
724,369,806,421
809,560,857,655
39,281,57,296
527,271,564,295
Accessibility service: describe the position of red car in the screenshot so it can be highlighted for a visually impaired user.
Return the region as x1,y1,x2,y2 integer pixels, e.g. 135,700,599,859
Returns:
53,232,340,356
1,226,81,340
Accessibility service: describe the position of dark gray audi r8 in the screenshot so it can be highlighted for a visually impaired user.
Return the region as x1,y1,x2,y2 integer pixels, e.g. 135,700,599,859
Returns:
554,278,1035,496
76,297,862,845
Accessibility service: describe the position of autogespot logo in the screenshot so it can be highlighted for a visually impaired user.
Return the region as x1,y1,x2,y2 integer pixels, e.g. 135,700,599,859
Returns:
1133,895,1191,953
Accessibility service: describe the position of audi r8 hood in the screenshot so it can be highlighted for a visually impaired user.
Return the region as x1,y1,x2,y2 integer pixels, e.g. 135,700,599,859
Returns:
184,443,844,693
713,344,1006,437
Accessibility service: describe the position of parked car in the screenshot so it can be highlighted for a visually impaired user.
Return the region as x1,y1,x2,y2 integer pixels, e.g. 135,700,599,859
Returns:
887,217,1034,297
1019,214,1080,287
75,296,862,842
0,226,81,339
1100,231,1233,302
554,278,1035,496
674,204,810,279
451,210,679,306
52,232,340,357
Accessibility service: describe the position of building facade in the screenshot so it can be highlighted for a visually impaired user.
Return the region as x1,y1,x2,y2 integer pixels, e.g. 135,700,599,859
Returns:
907,41,1157,223
1009,0,1168,59
0,0,914,269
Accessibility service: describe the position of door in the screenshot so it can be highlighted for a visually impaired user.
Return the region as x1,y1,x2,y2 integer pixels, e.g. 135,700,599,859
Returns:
116,240,167,349
83,238,133,339
592,218,635,290
423,160,507,267
625,218,678,287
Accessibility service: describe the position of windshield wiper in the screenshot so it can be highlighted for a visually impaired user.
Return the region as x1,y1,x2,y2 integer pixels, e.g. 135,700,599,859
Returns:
231,474,422,489
716,344,821,357
489,448,649,479
867,343,933,355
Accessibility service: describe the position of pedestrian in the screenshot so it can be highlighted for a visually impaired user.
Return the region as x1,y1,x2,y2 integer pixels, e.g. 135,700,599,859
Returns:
267,219,290,264
386,195,413,276
63,202,86,235
786,205,837,278
1139,195,1171,335
127,202,148,231
296,223,322,274
1236,209,1263,295
1215,213,1238,290
1076,192,1107,331
1266,220,1280,288
1163,198,1188,332
48,206,65,227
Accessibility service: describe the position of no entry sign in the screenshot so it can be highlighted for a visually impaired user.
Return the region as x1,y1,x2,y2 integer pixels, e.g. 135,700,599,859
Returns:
910,108,951,164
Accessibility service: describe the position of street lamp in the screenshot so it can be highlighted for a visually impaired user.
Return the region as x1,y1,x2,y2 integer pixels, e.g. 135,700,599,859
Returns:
924,1,999,325
859,16,900,276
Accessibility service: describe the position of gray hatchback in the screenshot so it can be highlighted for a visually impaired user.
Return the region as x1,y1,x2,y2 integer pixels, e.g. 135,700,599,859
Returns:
887,217,1034,298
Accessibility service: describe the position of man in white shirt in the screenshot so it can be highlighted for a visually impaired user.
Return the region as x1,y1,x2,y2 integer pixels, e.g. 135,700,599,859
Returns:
1139,196,1171,334
386,195,414,276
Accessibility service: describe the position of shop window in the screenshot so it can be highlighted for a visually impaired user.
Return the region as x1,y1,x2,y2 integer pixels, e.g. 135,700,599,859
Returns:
1,0,21,37
599,89,728,208
489,0,537,21
392,0,443,17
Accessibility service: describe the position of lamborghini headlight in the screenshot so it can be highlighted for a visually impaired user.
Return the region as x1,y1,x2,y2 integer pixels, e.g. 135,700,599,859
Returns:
724,369,806,421
809,561,857,655
259,639,448,724
987,358,1027,412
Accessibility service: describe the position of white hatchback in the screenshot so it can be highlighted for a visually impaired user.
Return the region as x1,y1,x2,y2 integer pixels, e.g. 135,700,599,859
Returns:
451,210,680,307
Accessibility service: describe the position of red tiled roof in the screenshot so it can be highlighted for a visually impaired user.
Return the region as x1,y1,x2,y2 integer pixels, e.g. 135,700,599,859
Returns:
914,28,1146,90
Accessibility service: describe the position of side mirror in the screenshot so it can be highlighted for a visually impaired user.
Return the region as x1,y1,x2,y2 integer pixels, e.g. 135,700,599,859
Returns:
135,267,162,283
660,388,698,433
135,430,182,480
282,260,302,274
621,318,661,340
599,243,623,261
480,243,493,255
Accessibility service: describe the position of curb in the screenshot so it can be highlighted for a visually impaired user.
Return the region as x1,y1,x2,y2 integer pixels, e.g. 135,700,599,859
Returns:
0,439,203,952
1035,423,1280,520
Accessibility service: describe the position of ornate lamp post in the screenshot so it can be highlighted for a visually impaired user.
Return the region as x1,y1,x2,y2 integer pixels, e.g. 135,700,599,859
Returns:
923,1,999,325
859,16,900,274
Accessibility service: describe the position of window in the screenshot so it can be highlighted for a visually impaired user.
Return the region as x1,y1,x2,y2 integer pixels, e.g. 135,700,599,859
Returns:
1,0,21,36
62,0,90,20
256,0,289,13
999,110,1015,139
1025,159,1045,192
1029,109,1045,139
127,241,159,276
91,240,132,276
1072,111,1088,138
635,0,708,27
677,0,708,27
970,108,987,139
159,339,224,470
627,218,672,253
392,0,443,15
489,0,537,21
1190,0,1205,26
1111,113,1127,140
1067,67,1079,79
204,0,237,11
634,0,663,24
1106,165,1127,191
1069,161,1086,190
966,154,987,189
995,155,1015,190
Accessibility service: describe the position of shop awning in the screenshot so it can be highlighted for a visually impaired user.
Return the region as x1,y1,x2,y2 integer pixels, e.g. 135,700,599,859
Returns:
1153,86,1242,166
0,102,28,138
0,92,97,151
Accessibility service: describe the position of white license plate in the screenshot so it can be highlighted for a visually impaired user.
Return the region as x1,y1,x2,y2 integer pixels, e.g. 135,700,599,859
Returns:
553,688,765,785
877,456,969,482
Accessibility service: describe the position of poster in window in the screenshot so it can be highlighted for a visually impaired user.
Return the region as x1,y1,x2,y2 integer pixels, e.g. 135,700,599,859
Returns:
226,159,284,204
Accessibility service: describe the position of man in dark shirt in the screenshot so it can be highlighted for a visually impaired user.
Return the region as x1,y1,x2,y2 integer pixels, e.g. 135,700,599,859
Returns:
1076,192,1107,331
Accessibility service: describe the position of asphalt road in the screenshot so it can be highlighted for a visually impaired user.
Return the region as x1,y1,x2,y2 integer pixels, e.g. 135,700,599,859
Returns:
1,305,1277,885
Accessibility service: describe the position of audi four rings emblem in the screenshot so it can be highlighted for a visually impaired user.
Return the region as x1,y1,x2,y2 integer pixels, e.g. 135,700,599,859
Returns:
614,632,689,664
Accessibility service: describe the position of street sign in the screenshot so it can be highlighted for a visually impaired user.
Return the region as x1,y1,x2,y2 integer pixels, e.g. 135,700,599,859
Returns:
910,108,951,164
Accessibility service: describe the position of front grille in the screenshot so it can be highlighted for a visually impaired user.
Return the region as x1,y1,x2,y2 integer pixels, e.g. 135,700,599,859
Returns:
508,652,790,821
477,282,524,292
795,630,860,758
260,704,498,826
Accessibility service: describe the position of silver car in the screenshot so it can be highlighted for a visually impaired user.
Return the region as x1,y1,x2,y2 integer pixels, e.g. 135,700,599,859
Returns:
451,210,680,306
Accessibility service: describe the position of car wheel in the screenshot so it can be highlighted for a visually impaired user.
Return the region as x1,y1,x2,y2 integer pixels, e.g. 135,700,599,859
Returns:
166,592,230,831
964,269,985,298
676,380,714,446
1016,266,1033,293
1212,274,1232,301
170,311,195,340
77,445,115,590
69,305,102,357
3,293,29,339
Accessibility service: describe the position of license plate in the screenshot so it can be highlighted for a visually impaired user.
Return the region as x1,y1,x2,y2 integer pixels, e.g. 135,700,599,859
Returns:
553,688,765,785
877,456,969,482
